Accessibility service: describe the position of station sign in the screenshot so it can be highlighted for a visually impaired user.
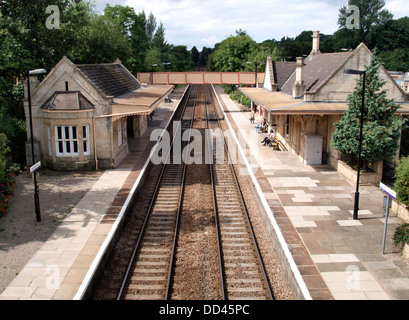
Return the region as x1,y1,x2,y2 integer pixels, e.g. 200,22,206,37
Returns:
30,161,42,174
379,182,396,200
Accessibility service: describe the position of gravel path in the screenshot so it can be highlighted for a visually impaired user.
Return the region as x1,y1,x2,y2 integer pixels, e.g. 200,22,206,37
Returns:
0,169,103,294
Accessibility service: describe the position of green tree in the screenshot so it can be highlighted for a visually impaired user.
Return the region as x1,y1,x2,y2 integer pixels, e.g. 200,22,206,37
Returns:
199,47,212,69
0,133,10,184
331,56,404,168
127,11,149,73
246,45,281,72
145,47,161,70
151,22,167,49
1,0,95,71
377,48,409,72
373,17,409,52
208,30,285,72
103,3,137,37
145,12,157,44
169,45,194,71
336,0,393,49
207,31,259,71
371,17,409,71
191,46,199,67
71,14,131,64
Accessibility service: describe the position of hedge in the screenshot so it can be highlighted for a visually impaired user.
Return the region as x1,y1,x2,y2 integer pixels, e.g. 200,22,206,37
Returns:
395,156,409,207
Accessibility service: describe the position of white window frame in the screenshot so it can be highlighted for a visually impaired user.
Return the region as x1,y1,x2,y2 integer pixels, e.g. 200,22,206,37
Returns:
82,125,90,156
285,115,290,138
55,125,79,157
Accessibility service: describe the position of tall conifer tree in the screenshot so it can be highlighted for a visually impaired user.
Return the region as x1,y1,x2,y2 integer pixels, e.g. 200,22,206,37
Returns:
331,56,404,168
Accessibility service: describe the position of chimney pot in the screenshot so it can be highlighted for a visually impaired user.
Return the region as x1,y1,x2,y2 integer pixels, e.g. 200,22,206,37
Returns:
293,57,306,99
310,30,321,56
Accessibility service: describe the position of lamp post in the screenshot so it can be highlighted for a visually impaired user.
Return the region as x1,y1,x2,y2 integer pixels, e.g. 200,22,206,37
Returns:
162,63,171,84
147,64,158,84
344,68,366,220
27,68,47,222
162,62,171,71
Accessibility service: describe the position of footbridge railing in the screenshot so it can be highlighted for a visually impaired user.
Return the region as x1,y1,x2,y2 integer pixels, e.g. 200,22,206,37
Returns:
136,72,265,86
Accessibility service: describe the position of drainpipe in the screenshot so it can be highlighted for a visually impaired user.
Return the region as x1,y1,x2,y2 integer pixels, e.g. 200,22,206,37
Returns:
93,116,98,170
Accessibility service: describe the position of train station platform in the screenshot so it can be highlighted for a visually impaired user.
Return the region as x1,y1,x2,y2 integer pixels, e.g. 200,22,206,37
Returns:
214,86,409,300
0,87,185,300
1,84,409,300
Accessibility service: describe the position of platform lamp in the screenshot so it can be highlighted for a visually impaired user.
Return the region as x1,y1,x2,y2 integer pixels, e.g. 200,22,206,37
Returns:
27,68,47,222
162,62,171,71
344,68,366,220
148,64,158,84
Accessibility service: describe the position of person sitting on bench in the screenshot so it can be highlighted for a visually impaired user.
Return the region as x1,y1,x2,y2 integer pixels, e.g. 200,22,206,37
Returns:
255,119,267,133
267,130,279,149
261,129,275,146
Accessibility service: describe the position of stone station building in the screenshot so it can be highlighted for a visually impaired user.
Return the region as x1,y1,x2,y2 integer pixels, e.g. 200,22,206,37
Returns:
241,31,409,181
24,57,173,170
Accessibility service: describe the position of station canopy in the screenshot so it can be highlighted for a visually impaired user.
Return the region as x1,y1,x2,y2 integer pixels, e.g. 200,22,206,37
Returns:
240,87,409,115
102,84,174,120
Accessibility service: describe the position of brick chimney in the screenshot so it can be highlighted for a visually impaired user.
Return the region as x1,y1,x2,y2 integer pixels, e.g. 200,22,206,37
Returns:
310,31,321,56
292,57,306,99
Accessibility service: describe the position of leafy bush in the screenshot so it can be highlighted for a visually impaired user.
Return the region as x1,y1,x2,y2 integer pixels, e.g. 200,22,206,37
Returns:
394,156,409,207
238,93,251,106
228,90,251,107
393,223,409,248
0,163,21,217
223,85,234,95
0,133,10,185
229,90,241,101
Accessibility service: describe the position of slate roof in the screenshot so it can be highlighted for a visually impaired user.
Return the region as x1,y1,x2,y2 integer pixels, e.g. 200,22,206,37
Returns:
272,61,296,90
41,91,94,111
280,52,353,95
76,63,141,98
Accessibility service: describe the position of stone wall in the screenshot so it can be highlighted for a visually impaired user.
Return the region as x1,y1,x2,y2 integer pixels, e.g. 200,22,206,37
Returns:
337,160,383,186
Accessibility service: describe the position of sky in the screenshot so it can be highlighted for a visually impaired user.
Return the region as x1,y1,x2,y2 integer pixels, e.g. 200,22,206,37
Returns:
92,0,409,50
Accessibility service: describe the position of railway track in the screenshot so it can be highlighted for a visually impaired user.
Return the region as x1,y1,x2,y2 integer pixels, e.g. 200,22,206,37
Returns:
116,85,197,300
205,85,273,300
90,84,274,300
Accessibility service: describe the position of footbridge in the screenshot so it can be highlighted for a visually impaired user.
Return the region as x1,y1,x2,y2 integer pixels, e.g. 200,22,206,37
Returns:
136,72,265,85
